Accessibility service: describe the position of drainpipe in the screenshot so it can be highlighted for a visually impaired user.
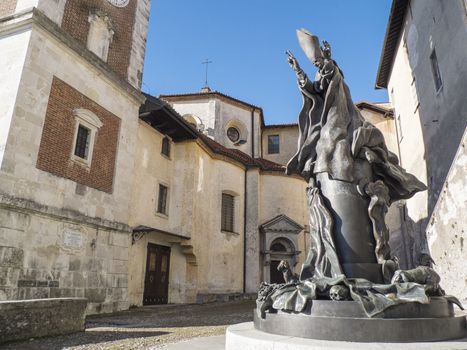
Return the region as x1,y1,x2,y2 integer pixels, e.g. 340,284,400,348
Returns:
251,108,255,157
243,167,247,293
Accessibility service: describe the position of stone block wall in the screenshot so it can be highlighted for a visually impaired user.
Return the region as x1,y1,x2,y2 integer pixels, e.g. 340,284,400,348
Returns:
0,0,17,18
0,206,130,314
0,298,87,344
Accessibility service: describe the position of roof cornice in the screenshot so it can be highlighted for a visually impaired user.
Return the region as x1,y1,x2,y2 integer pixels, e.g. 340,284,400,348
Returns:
375,0,409,89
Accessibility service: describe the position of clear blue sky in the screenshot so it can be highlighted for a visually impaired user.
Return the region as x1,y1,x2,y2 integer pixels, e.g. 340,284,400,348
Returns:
142,0,392,124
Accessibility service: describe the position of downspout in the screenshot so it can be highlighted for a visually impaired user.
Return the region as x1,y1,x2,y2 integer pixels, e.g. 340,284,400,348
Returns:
243,166,247,293
251,108,255,157
393,111,412,268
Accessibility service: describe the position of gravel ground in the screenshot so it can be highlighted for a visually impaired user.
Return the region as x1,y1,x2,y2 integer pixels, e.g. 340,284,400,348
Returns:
0,300,255,350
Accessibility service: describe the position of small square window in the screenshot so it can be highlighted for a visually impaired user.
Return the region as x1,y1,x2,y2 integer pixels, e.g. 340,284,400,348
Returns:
157,184,168,215
74,125,91,159
161,136,171,157
268,135,280,154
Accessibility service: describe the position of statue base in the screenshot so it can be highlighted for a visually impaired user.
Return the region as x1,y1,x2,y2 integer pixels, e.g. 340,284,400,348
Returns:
227,322,467,350
253,298,466,342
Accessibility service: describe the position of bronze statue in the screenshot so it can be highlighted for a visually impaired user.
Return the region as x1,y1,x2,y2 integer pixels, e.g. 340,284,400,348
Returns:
256,28,462,320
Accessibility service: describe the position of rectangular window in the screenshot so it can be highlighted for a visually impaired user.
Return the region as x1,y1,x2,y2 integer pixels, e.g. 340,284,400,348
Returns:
157,184,168,215
268,135,280,154
221,193,235,232
161,136,171,157
430,49,443,92
74,125,90,159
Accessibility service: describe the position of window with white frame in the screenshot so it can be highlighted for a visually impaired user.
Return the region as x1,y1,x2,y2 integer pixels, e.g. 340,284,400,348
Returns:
87,12,114,61
71,108,103,166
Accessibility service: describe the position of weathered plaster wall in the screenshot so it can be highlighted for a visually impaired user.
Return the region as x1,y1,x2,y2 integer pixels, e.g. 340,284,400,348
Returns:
259,174,309,276
0,26,31,169
128,232,186,306
388,0,467,263
426,131,466,303
388,29,429,263
261,126,298,165
185,144,245,296
129,124,246,303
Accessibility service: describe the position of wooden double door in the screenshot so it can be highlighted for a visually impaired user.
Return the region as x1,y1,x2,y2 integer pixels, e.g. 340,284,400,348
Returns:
143,243,171,305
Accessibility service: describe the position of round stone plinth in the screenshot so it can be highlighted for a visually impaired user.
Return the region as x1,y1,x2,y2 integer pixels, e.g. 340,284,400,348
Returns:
226,322,467,350
253,299,467,342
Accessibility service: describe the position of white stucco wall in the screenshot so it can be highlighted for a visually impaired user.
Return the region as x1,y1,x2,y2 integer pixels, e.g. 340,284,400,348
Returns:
167,96,262,158
0,26,31,169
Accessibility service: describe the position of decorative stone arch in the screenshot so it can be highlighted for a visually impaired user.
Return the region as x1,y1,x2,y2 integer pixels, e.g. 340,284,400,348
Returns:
259,214,304,283
182,114,204,131
224,119,248,145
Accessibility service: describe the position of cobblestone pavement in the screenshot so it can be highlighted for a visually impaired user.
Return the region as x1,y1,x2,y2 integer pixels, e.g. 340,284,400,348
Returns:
1,300,255,350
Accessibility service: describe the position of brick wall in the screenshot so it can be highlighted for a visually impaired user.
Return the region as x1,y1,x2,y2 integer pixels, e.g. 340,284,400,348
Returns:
0,0,17,18
36,77,120,193
61,0,137,80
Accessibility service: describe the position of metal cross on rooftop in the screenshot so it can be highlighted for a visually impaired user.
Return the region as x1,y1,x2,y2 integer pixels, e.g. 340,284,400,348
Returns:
201,58,213,89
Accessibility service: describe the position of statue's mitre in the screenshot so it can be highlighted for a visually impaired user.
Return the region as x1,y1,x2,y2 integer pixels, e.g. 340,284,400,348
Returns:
296,28,322,62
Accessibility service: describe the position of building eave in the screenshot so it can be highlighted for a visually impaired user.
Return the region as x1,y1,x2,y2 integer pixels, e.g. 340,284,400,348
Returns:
375,0,409,89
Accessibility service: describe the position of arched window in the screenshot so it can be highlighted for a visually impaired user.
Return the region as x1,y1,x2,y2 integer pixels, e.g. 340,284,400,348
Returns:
270,242,287,252
87,12,114,61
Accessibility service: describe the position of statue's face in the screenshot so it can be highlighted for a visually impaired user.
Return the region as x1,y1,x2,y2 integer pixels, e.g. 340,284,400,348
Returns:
313,57,324,69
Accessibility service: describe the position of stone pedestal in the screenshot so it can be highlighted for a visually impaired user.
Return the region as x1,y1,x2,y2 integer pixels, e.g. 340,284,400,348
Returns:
226,322,467,350
253,298,466,343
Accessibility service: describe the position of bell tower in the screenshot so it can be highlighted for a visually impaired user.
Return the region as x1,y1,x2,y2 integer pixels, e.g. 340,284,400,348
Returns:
0,0,151,313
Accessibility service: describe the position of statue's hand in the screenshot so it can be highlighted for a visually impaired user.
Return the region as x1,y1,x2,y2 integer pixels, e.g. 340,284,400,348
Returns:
286,50,300,72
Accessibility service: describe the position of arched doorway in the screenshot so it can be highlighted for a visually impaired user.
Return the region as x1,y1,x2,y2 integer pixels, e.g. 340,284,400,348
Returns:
269,238,295,284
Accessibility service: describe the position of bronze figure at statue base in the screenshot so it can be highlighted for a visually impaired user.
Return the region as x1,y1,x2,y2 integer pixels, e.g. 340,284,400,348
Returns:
253,29,466,343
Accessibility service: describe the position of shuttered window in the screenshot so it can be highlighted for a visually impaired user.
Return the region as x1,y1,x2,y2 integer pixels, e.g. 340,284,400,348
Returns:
157,184,168,215
221,193,235,232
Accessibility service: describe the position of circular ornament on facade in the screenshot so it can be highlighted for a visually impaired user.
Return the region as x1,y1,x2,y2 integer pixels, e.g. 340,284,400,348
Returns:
227,127,240,143
107,0,129,8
